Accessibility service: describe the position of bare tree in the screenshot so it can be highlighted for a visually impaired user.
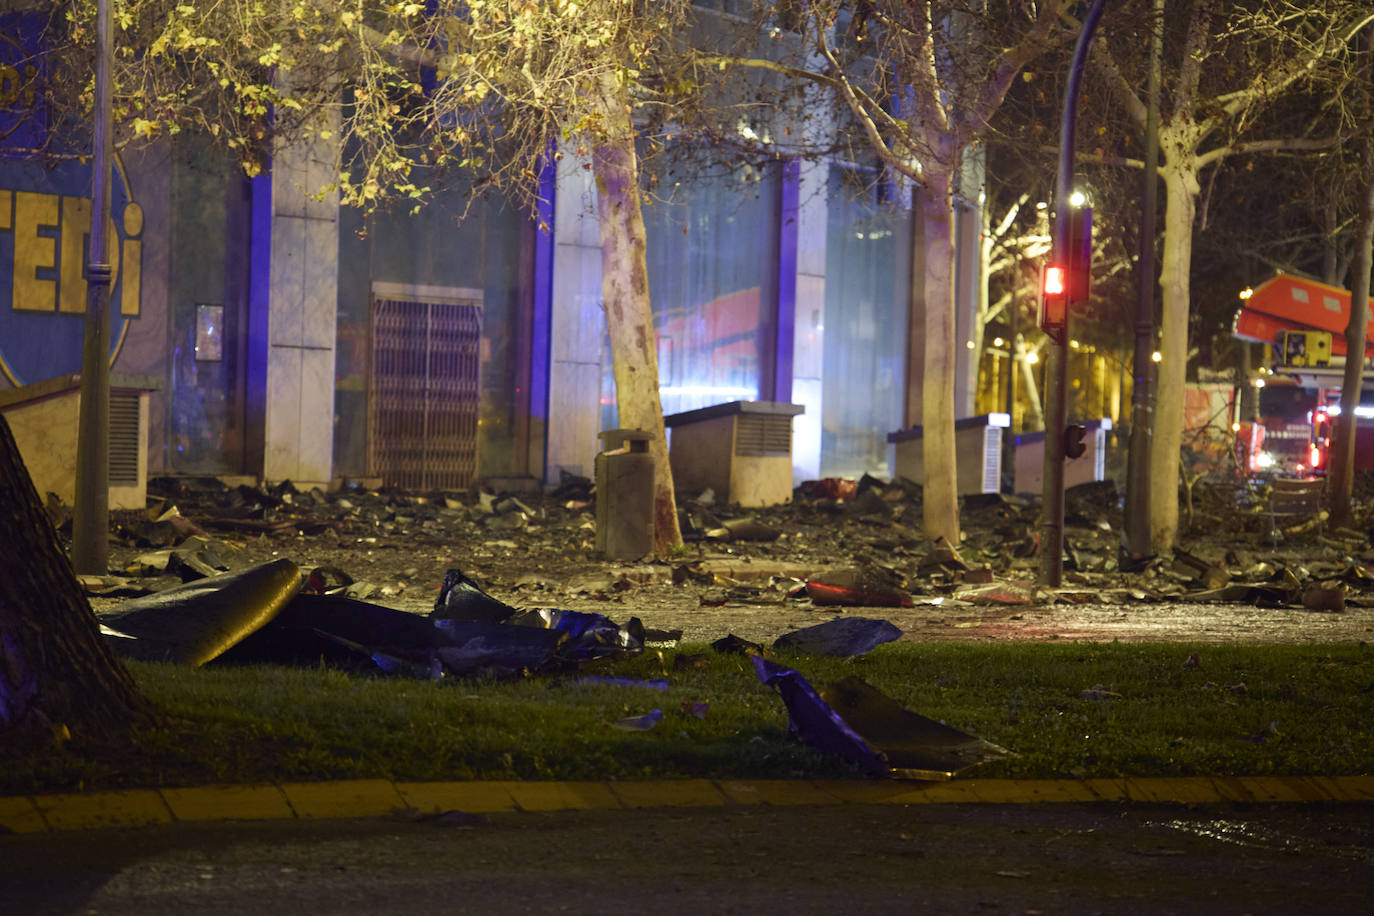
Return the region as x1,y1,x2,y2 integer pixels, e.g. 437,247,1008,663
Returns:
717,1,1064,541
1328,25,1374,527
1088,0,1374,549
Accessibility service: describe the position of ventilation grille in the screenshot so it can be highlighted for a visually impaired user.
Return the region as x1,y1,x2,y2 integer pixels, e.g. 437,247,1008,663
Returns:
369,292,483,491
109,393,140,486
735,414,792,457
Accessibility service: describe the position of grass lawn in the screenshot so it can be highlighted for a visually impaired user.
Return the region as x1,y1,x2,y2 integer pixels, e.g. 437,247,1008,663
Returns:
4,642,1371,795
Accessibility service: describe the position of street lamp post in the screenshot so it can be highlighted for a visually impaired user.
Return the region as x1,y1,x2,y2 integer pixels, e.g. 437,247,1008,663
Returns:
72,0,113,574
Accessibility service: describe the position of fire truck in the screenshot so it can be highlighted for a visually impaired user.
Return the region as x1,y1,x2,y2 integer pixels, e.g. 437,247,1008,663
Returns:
1232,272,1374,476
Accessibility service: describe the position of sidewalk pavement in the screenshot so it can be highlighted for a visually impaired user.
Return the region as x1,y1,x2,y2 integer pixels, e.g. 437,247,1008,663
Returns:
4,775,1372,834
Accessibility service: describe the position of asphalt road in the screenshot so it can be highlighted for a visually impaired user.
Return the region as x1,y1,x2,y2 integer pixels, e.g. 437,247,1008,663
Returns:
4,803,1370,915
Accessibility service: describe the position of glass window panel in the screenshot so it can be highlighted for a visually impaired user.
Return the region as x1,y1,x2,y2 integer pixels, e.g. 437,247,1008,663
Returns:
821,165,911,478
601,152,779,429
335,183,526,480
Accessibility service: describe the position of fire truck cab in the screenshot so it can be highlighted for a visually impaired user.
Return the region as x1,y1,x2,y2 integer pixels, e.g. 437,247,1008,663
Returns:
1233,272,1374,476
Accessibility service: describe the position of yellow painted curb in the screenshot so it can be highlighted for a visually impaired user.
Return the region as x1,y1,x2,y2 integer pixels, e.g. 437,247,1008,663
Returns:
503,780,621,812
1327,775,1374,801
278,779,406,819
4,776,1372,832
1235,776,1316,804
809,780,943,805
609,779,726,809
887,781,985,803
982,779,1108,804
1079,778,1130,802
160,784,295,822
1208,777,1257,803
1264,777,1340,803
395,781,518,814
0,796,46,834
717,780,845,806
33,789,172,831
1125,777,1222,804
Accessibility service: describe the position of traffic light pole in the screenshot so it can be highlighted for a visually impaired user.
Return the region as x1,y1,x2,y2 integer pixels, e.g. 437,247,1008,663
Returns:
1126,0,1162,564
1040,0,1107,587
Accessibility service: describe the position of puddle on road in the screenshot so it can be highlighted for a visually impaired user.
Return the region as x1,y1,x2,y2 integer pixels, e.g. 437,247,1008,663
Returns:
1154,818,1371,861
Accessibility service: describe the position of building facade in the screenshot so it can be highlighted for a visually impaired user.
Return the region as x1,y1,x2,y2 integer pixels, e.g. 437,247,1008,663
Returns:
0,26,989,500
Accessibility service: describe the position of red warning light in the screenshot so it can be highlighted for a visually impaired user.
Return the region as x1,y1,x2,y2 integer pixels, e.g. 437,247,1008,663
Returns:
1044,265,1066,296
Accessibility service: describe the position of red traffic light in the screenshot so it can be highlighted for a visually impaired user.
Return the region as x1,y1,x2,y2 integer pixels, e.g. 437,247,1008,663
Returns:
1043,265,1067,296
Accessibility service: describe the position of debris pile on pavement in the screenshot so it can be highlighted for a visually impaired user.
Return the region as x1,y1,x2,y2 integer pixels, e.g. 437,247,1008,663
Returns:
70,471,1374,634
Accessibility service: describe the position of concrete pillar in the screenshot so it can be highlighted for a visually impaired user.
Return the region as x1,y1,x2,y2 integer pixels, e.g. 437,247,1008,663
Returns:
249,108,339,487
788,159,828,485
544,150,606,482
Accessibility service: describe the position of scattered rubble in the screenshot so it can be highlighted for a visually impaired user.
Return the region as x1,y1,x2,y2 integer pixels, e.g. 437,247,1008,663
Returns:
64,472,1374,637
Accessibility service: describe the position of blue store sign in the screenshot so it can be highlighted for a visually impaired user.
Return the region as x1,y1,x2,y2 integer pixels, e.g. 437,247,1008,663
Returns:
0,17,143,387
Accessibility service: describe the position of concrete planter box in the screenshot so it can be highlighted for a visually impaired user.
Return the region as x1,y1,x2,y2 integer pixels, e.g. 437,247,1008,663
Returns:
664,401,804,507
1013,418,1112,494
887,413,1009,495
0,373,160,510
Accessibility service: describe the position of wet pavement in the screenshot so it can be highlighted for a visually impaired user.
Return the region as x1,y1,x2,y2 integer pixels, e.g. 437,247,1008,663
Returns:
3,803,1370,915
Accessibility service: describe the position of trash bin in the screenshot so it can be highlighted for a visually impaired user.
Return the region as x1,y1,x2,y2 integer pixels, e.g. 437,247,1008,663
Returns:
595,428,655,560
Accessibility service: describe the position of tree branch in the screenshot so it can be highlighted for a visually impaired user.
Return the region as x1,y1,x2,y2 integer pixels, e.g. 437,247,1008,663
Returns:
1087,34,1148,131
1212,11,1374,127
1194,134,1340,170
1175,0,1216,120
962,0,1066,142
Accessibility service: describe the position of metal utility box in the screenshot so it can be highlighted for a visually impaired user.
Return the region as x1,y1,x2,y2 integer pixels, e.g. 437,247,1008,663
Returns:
887,413,1009,495
0,373,159,510
1014,418,1112,494
663,401,804,507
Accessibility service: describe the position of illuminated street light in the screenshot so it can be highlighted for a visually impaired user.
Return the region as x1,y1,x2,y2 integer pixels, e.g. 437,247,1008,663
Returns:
1151,351,1162,362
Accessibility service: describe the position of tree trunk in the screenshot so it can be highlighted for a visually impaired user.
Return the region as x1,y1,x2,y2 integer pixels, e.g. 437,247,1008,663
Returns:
588,72,683,553
0,416,154,751
1330,139,1374,528
919,166,960,542
1015,335,1046,431
1150,139,1200,550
